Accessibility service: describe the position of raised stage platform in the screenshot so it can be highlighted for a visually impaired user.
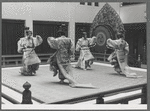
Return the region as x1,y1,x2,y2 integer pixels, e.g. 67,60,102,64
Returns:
2,62,147,104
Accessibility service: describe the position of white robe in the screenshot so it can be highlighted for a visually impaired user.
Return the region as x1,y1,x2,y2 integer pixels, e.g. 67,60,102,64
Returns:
17,36,43,66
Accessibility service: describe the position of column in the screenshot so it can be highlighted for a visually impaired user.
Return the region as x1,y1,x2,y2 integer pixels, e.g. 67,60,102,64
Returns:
26,18,33,31
25,3,33,32
68,3,76,60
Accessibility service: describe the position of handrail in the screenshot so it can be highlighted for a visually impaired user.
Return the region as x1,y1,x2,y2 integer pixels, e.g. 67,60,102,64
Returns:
2,84,146,104
1,53,52,57
1,53,141,68
1,55,22,57
51,83,146,104
2,83,45,104
1,52,109,58
2,93,20,104
105,93,143,104
1,54,53,67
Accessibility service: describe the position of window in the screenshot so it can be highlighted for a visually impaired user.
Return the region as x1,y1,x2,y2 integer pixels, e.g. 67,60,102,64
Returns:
80,2,85,5
122,2,144,6
95,2,99,6
87,2,92,6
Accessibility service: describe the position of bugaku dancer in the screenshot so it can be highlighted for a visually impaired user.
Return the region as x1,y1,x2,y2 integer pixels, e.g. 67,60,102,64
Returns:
107,32,141,78
47,30,96,88
75,32,97,70
17,30,43,76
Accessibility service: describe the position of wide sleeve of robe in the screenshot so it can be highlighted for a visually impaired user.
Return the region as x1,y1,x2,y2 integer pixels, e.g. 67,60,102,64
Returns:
33,35,43,47
124,42,129,54
87,36,97,46
47,37,58,49
17,38,24,53
70,39,74,49
107,38,119,49
69,39,74,54
75,39,82,51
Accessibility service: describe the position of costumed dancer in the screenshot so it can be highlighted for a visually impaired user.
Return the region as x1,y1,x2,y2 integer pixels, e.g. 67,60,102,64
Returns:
106,32,141,78
75,32,97,70
17,30,43,76
47,30,95,88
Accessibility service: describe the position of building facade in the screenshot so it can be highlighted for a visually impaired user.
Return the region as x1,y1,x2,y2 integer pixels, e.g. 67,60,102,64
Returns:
2,2,146,63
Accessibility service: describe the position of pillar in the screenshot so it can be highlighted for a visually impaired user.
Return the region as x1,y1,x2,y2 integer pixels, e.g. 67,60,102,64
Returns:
26,17,33,32
25,3,33,32
68,3,76,60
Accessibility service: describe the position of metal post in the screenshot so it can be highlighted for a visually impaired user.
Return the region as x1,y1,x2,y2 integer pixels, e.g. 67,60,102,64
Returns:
138,54,141,61
141,85,147,104
3,57,5,67
96,96,104,104
21,82,33,104
138,54,141,67
104,50,106,62
143,44,146,64
16,61,18,66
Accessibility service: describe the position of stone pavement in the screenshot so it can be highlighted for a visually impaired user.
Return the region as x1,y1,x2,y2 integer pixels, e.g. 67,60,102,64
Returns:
2,62,147,104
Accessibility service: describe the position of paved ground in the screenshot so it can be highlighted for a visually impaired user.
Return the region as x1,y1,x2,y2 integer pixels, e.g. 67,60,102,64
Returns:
2,62,147,104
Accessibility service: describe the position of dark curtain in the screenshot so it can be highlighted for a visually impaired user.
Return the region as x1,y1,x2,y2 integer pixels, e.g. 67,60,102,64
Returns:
2,19,25,55
33,21,68,54
124,23,146,60
75,23,91,45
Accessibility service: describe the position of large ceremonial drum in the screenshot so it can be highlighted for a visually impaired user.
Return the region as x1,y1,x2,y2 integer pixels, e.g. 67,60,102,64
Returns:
90,3,125,53
92,25,114,53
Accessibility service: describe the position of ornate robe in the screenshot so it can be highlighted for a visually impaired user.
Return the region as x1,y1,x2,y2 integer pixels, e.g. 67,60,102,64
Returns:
47,36,75,81
17,36,43,75
75,37,97,69
107,38,137,78
47,36,95,88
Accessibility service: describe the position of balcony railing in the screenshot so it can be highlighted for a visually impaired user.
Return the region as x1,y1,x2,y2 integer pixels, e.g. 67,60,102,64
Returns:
1,53,141,68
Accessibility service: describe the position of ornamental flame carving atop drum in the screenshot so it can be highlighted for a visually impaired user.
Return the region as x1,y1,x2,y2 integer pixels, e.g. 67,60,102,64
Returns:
90,3,125,53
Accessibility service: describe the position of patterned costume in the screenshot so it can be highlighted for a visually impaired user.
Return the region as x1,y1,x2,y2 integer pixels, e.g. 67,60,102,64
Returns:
47,36,95,88
17,36,43,75
47,36,73,81
107,38,138,78
75,36,97,70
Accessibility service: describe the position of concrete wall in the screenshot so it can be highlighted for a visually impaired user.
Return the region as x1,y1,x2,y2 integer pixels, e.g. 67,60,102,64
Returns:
74,2,120,23
2,3,33,30
2,2,146,46
2,2,120,48
120,3,146,23
2,2,120,27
